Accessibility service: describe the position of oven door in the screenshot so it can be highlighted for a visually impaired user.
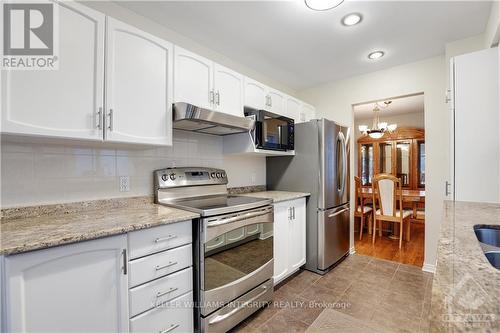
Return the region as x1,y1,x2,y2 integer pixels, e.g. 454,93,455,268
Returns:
200,205,273,316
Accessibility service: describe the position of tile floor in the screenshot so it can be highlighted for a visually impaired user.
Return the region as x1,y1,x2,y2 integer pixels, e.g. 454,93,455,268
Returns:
230,254,433,333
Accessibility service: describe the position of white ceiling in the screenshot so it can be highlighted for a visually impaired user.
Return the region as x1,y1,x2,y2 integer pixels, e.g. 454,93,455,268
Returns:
117,1,492,90
353,93,424,119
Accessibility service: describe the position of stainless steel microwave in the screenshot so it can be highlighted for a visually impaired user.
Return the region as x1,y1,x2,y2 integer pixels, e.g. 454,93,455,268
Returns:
244,108,294,151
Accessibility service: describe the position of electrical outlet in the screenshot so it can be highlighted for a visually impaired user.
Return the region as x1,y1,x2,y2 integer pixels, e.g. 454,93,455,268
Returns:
119,176,130,192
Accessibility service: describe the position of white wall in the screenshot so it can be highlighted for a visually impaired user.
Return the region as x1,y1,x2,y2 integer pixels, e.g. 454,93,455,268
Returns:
485,1,500,48
299,56,446,271
0,132,266,208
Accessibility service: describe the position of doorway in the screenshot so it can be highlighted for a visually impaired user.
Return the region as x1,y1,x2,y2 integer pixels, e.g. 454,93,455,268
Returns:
352,93,426,267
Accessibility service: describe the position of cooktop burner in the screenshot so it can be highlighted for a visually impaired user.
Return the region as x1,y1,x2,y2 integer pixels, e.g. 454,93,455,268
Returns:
159,195,272,217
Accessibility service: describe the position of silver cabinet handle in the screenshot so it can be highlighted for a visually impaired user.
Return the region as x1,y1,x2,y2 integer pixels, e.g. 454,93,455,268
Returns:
292,207,295,220
288,207,292,221
216,90,220,105
209,286,268,325
445,181,451,196
210,90,215,104
108,109,114,131
269,95,272,107
96,107,102,129
159,324,179,333
328,207,349,218
155,261,177,271
156,287,179,298
122,249,127,275
154,235,177,243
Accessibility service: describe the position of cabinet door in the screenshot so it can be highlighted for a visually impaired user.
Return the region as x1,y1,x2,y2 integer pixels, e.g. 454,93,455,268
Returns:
4,235,128,333
268,88,285,115
244,77,268,110
285,97,301,122
288,198,306,271
273,202,290,284
213,63,244,117
300,103,316,123
1,1,105,141
174,46,213,109
105,18,173,145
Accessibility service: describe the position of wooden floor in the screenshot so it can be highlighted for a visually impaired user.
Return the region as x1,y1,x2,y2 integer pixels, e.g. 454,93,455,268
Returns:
354,221,425,267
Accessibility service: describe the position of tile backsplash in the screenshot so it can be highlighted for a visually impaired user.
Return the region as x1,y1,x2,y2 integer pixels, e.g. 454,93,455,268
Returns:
1,131,266,208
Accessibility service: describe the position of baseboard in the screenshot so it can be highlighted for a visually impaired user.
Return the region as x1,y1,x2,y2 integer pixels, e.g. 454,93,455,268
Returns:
422,262,436,273
349,246,356,255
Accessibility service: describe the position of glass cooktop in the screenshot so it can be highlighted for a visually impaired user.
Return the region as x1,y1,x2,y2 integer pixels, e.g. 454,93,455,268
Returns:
160,195,272,217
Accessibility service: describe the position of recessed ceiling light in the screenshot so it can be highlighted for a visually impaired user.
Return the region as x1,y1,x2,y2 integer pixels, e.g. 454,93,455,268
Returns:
342,13,362,26
305,0,344,11
368,51,385,60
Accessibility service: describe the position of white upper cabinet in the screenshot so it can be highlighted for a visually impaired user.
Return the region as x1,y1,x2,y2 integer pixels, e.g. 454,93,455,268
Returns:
244,77,268,110
1,1,105,141
298,103,316,123
3,235,128,333
213,63,244,117
285,96,301,122
105,18,173,146
174,46,214,109
267,88,285,115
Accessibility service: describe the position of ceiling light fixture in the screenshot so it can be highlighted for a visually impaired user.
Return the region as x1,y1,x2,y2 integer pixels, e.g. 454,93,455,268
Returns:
342,13,362,26
305,0,344,11
359,101,397,138
368,51,385,60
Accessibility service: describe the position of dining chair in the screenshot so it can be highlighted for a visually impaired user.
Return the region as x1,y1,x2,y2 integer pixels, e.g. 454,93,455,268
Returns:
372,174,412,249
354,176,373,240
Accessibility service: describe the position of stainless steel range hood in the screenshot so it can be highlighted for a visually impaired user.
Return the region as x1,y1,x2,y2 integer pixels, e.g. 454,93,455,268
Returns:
172,102,255,135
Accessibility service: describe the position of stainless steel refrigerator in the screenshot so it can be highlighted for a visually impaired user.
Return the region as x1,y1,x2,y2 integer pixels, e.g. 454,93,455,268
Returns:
267,118,350,274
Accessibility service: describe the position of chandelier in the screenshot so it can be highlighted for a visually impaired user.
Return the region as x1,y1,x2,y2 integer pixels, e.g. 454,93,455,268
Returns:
358,101,397,139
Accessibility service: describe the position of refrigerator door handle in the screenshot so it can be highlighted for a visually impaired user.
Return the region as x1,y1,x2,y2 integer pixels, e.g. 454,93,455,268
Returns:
328,207,350,218
337,131,347,197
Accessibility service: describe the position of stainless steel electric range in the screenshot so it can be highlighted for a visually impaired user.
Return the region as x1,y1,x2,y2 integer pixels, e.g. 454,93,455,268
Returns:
154,167,274,332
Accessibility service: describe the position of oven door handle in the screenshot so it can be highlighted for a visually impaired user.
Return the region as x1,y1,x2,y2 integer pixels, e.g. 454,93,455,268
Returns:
207,206,273,227
208,286,268,325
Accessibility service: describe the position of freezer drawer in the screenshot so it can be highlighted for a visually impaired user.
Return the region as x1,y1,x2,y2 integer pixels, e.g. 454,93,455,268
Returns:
317,204,350,270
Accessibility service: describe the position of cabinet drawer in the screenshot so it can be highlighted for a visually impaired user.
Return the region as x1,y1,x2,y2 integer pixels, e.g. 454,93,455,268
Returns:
129,244,192,287
128,221,191,259
130,292,193,333
129,267,193,318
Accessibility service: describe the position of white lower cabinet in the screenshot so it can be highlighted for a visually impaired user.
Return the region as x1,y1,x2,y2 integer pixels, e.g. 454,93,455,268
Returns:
130,291,193,333
273,197,306,285
1,220,195,333
3,235,129,333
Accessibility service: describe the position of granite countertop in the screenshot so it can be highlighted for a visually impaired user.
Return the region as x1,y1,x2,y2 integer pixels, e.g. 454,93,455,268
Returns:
430,201,500,332
238,190,310,203
0,197,199,256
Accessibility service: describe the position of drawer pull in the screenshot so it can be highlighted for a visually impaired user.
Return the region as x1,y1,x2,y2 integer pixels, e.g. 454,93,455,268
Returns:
155,261,178,271
156,287,179,298
159,324,179,333
155,235,177,243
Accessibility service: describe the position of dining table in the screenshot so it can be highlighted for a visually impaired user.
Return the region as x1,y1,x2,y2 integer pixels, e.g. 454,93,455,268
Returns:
359,187,425,238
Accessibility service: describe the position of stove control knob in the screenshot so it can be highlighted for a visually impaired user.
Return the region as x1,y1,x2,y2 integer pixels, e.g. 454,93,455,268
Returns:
216,172,221,179
210,172,216,179
169,173,176,181
222,172,226,178
161,174,168,181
